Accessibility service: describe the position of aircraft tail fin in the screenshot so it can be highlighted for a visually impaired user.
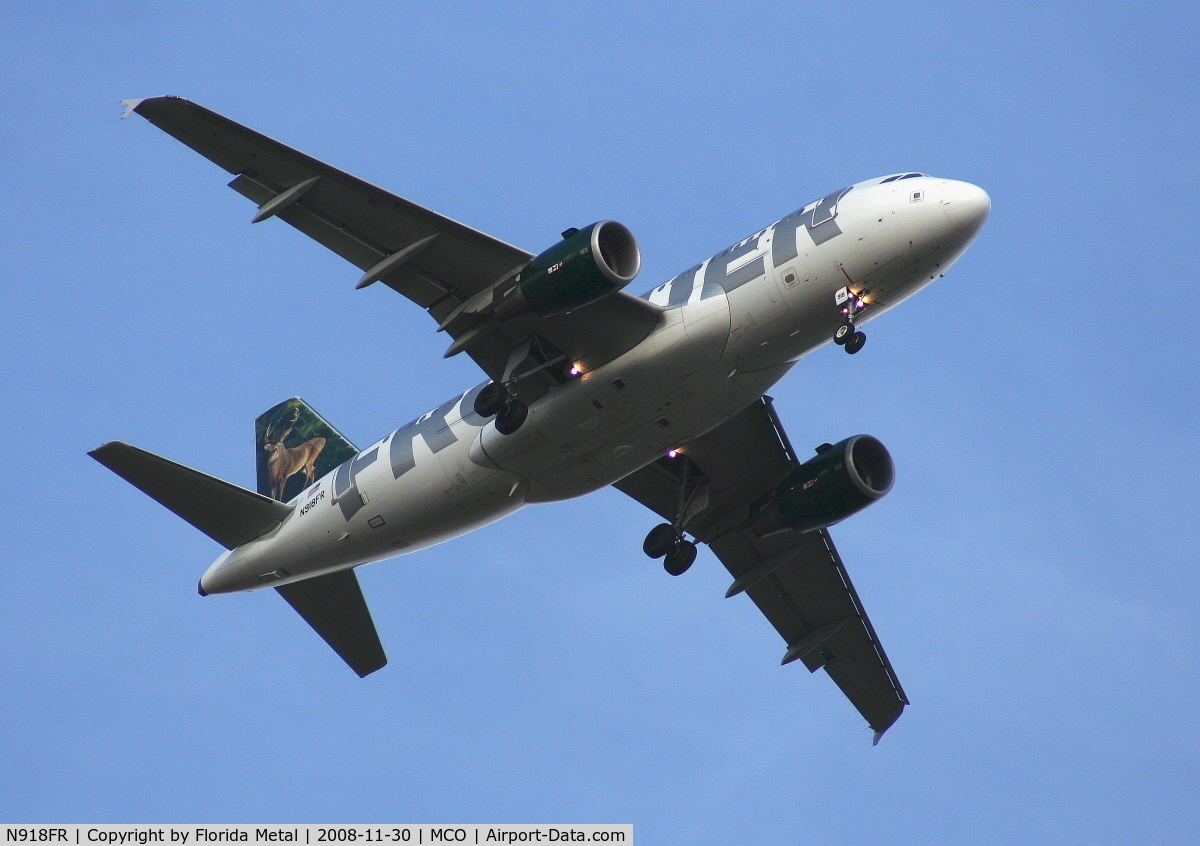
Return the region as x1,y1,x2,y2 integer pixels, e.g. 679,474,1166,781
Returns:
255,397,358,501
276,569,388,677
89,441,293,550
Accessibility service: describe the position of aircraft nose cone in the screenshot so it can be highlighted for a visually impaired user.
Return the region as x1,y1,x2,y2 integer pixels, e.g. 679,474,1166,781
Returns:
941,180,991,238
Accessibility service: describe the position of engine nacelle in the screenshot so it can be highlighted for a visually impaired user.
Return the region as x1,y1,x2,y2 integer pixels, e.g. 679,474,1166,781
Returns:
770,435,894,533
494,221,641,319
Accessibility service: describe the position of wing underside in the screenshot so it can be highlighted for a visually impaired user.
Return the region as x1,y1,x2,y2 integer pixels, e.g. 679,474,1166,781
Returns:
613,398,908,739
126,96,531,306
125,96,661,398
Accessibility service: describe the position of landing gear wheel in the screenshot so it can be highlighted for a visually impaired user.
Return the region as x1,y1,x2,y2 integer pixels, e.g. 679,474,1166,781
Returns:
474,382,507,417
663,540,697,576
844,331,866,354
643,523,677,559
495,399,528,435
834,323,854,345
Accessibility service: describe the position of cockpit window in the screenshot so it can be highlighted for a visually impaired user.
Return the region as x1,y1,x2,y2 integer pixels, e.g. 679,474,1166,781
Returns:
880,172,926,183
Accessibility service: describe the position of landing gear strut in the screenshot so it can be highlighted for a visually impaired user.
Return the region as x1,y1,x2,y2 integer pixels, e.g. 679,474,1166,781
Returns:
643,522,697,576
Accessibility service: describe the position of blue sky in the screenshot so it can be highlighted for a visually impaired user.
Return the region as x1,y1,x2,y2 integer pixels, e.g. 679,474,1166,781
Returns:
2,1,1198,842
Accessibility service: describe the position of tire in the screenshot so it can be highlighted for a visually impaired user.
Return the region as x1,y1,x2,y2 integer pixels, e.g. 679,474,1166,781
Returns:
495,400,528,435
474,382,506,417
643,523,677,559
834,323,854,345
664,540,697,576
844,331,866,354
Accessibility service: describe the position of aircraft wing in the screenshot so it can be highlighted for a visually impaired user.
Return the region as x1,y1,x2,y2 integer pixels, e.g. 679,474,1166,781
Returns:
613,398,908,740
124,96,660,391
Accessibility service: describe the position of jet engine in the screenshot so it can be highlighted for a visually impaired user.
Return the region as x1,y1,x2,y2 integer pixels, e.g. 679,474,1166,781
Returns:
768,435,894,533
494,221,641,318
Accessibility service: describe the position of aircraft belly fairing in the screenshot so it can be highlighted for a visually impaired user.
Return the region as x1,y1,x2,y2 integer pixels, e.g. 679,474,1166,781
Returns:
96,98,990,739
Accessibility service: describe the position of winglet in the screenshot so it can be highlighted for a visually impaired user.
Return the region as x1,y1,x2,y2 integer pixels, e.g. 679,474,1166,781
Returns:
121,96,183,119
120,98,148,119
872,729,885,746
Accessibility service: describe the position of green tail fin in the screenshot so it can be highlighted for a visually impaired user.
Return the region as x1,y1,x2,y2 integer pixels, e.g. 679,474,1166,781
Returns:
255,398,358,502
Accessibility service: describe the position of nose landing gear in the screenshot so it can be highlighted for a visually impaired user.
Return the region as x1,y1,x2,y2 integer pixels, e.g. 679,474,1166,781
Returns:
839,328,866,354
833,283,869,354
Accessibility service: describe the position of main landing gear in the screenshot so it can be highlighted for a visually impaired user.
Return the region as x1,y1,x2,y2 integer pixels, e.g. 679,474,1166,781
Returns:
643,522,698,576
833,284,869,355
474,335,577,436
474,381,528,435
641,451,707,576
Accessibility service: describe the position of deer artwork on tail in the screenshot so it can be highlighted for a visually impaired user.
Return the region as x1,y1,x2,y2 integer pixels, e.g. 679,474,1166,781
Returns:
263,407,327,501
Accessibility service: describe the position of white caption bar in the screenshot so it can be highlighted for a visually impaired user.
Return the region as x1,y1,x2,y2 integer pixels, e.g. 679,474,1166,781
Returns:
2,827,631,846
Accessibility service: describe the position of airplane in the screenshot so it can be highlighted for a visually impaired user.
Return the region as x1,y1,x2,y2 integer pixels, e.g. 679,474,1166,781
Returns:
91,96,989,742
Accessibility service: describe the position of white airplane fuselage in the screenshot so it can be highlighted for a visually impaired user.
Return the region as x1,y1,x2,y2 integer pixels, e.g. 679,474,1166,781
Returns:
201,175,989,595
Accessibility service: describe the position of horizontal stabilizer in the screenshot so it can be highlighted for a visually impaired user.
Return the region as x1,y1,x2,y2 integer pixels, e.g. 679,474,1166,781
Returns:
89,441,293,550
275,569,387,677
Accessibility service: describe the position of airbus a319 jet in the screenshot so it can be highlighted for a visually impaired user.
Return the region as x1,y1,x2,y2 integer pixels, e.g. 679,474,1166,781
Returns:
92,97,988,741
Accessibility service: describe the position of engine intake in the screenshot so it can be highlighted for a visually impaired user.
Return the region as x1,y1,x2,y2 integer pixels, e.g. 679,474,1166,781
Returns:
770,435,894,533
495,220,641,319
